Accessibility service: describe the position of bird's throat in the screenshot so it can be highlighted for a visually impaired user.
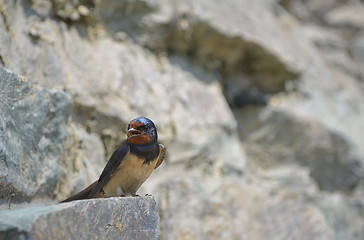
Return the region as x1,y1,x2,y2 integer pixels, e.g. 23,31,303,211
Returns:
127,134,152,145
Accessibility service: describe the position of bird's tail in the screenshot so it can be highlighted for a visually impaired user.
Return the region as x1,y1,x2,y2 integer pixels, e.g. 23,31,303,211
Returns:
60,181,97,203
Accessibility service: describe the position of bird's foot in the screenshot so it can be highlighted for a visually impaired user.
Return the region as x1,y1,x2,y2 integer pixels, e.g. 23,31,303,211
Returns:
145,193,152,197
119,194,126,197
132,194,140,197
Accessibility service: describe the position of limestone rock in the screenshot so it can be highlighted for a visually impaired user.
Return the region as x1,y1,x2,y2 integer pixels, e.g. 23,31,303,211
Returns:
236,109,362,192
1,0,364,239
152,167,334,240
0,67,71,205
0,0,246,174
352,33,364,79
55,123,106,202
150,166,364,240
0,197,159,240
0,66,105,207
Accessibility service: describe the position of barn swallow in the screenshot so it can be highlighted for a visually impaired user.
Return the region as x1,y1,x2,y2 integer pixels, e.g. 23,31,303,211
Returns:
61,117,165,202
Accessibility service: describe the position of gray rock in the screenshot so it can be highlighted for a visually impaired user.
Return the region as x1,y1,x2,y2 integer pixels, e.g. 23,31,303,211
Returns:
237,109,362,192
55,123,106,202
0,0,246,174
319,190,364,240
98,0,299,99
0,197,159,240
352,33,364,79
324,0,364,28
152,167,334,240
279,0,342,23
52,0,95,22
1,0,364,239
152,166,364,240
0,67,71,205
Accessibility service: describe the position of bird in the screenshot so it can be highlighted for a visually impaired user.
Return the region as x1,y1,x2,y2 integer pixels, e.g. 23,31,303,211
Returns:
61,117,165,202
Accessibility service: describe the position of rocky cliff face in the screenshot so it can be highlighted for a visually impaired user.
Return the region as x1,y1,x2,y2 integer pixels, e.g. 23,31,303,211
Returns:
1,0,364,239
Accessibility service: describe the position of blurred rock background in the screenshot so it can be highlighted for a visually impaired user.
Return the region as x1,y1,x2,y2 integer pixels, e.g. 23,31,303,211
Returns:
1,0,364,239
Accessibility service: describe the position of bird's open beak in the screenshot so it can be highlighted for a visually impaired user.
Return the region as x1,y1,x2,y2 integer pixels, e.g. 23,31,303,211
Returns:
127,128,144,138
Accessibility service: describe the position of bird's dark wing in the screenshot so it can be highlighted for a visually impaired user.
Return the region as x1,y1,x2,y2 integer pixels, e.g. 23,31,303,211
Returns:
88,142,130,198
61,181,98,203
154,144,166,169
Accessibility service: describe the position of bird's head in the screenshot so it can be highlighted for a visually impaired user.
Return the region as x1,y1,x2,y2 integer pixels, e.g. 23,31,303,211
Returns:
126,117,158,145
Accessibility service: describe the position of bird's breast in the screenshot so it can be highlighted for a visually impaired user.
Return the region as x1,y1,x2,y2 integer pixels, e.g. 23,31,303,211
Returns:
102,152,157,196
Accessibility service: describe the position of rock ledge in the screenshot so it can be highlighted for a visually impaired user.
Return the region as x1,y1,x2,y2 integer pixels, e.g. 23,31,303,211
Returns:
0,197,159,240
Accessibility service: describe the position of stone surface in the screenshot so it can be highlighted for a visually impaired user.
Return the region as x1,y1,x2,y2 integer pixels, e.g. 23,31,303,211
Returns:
149,167,333,240
55,123,106,202
1,0,364,239
146,165,364,240
0,197,159,240
0,67,71,206
236,109,362,192
0,0,246,174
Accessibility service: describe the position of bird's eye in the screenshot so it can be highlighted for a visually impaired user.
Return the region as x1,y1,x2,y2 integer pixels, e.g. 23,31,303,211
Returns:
139,125,149,131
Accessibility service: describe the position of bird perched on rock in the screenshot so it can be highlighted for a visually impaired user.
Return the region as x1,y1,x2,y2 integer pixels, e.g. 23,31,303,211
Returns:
61,117,165,202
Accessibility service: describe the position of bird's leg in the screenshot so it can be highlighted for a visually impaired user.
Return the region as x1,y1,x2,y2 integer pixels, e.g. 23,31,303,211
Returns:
118,187,125,197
